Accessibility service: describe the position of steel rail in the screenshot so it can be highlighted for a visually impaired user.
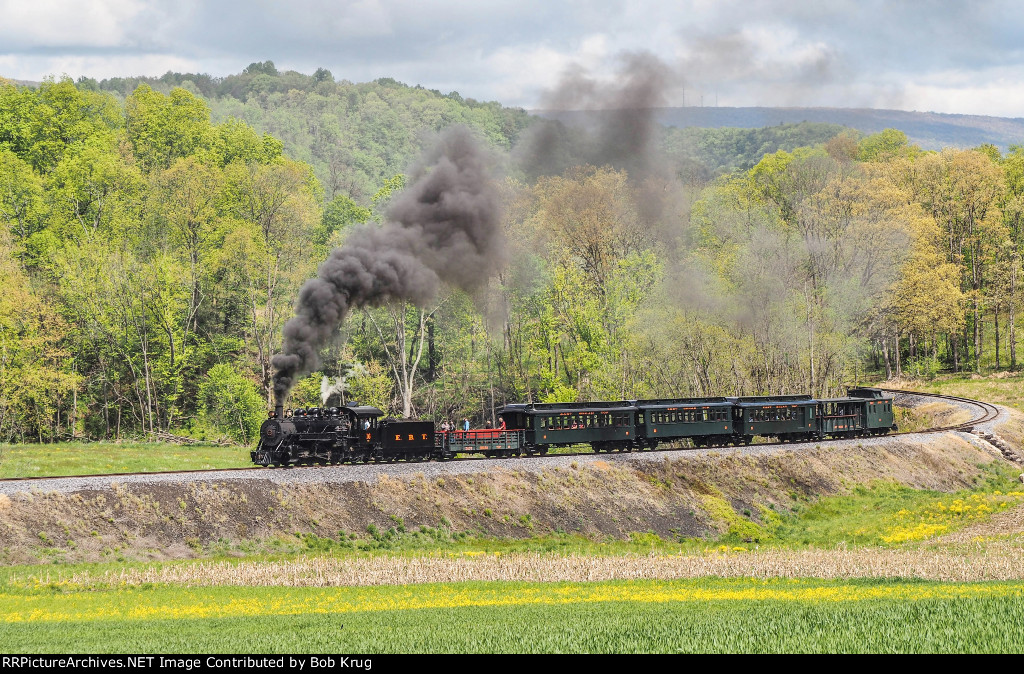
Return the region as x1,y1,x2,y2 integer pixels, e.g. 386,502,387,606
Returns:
876,387,1001,434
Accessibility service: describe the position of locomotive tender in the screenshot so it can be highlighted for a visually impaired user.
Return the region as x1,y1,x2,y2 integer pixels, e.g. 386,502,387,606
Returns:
251,387,896,466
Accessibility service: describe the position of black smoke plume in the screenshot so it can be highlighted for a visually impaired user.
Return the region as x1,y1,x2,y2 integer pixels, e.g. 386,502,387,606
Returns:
271,126,502,404
514,51,677,180
511,51,687,256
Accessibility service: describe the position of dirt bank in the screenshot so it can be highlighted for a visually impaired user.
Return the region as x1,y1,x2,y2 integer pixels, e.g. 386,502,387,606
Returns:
0,426,1015,565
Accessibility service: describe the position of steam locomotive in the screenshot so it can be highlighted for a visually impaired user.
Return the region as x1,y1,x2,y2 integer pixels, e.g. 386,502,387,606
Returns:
250,388,897,466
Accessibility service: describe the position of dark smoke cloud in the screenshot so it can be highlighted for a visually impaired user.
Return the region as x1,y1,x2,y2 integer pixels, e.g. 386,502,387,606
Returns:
512,51,690,255
271,126,503,403
674,29,855,108
515,51,679,181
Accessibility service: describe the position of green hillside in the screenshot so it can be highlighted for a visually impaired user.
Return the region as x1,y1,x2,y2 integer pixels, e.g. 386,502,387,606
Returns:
85,64,866,192
86,63,533,201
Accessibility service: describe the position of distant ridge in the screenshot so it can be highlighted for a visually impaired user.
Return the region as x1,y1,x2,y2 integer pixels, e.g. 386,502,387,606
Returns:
537,107,1024,151
7,72,1023,151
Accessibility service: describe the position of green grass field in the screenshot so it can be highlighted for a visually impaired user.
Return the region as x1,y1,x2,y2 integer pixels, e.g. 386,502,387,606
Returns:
0,578,1021,653
0,441,251,479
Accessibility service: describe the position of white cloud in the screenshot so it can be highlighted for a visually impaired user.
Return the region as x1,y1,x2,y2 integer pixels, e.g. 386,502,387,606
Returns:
485,45,578,105
0,53,212,82
903,67,1024,118
320,0,394,37
0,0,146,48
0,0,1023,116
464,34,616,106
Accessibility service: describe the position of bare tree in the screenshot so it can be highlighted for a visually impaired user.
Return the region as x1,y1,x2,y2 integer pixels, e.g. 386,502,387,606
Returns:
366,298,449,418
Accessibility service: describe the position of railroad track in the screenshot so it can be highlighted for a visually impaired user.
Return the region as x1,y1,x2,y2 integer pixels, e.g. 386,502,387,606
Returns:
0,389,1007,485
877,387,1002,435
877,387,1018,465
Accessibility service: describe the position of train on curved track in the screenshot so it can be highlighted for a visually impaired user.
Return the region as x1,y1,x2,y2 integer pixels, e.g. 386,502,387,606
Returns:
250,388,897,467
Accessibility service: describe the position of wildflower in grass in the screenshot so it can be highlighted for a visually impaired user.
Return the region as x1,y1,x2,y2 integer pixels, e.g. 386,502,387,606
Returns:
4,581,1023,624
881,523,950,544
881,491,1024,543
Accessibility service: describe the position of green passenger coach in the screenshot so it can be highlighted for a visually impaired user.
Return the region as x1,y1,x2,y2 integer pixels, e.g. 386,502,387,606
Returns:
634,398,734,448
499,401,638,453
729,395,818,443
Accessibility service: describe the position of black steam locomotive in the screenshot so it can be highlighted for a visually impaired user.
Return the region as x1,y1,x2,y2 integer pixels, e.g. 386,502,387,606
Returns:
250,388,896,466
252,403,435,466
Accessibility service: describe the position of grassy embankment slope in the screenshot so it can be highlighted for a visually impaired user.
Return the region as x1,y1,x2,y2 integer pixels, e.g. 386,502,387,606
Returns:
1,445,1022,651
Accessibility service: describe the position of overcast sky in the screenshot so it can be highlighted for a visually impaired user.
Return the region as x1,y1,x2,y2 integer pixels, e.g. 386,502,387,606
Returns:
2,0,1023,117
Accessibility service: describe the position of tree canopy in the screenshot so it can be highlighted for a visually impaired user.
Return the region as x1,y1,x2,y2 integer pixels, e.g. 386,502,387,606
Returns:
1,70,1021,444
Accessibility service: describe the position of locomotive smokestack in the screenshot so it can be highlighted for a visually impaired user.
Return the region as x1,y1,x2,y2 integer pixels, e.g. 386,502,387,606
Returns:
274,404,283,419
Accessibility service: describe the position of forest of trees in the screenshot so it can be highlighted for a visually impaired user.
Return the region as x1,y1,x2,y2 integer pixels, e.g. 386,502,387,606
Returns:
83,63,534,204
2,66,1024,445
